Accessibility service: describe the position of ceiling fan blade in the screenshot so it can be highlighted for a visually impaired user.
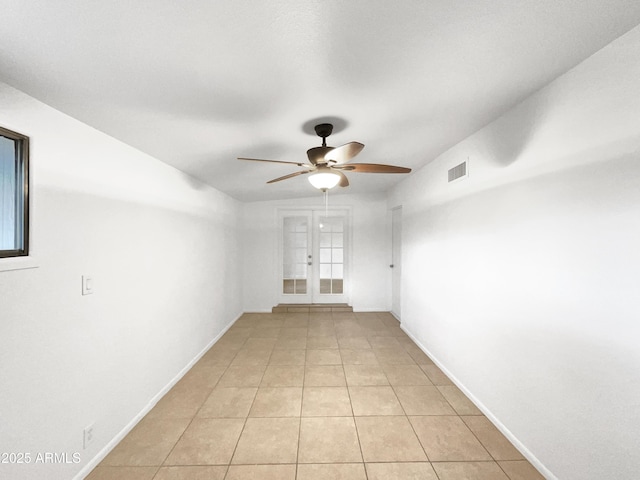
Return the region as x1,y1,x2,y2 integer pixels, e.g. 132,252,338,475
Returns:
324,142,364,163
266,170,310,184
334,170,349,187
238,157,312,168
333,163,411,174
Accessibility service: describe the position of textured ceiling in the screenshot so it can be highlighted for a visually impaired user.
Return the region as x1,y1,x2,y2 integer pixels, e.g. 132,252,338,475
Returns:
2,1,640,201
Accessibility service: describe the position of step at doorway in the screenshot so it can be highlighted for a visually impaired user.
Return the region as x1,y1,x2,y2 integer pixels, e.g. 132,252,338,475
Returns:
272,303,353,313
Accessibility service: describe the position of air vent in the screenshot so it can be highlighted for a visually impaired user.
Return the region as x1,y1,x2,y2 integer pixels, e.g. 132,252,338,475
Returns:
448,161,467,182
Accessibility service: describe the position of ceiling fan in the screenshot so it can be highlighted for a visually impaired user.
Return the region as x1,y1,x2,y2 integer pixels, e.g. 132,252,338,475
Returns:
238,123,411,190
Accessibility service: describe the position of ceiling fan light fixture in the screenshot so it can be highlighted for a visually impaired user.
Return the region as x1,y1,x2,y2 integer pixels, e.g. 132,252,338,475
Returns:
308,171,341,190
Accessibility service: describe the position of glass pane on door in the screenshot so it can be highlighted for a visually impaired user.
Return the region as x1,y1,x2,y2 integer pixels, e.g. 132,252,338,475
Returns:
283,216,308,295
318,216,344,294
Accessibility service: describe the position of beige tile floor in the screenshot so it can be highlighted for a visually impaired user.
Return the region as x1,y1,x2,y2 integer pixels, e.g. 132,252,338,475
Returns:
87,312,545,480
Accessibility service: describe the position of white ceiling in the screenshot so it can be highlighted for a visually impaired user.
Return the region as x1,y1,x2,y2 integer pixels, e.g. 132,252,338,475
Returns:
2,1,640,202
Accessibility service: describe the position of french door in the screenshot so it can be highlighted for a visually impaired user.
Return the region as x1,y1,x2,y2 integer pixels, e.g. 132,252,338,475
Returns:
279,209,349,304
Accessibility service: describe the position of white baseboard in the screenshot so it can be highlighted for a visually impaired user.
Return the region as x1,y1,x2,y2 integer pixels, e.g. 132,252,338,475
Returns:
74,311,243,480
390,310,401,321
352,307,388,313
400,324,556,480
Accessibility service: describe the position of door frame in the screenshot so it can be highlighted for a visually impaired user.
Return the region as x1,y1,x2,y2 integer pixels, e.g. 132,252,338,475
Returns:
391,205,402,320
277,207,352,304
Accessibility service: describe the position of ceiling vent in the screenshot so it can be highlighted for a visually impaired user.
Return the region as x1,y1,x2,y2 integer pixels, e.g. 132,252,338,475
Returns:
448,160,467,183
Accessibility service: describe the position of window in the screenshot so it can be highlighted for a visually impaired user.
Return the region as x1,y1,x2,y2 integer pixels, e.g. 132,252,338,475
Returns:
0,126,29,258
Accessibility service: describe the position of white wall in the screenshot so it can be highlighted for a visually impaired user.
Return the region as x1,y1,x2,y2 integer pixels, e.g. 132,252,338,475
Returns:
389,26,640,480
242,193,390,312
0,83,243,480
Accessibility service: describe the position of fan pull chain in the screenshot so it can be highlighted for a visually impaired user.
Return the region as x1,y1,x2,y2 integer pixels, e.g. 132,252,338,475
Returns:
324,189,329,217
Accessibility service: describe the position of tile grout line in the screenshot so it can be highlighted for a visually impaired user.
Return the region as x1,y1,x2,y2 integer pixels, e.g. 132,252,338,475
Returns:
157,337,245,471
385,371,434,470
294,318,309,479
222,328,269,477
430,382,498,468
380,339,512,479
456,415,521,479
147,466,161,480
341,345,369,480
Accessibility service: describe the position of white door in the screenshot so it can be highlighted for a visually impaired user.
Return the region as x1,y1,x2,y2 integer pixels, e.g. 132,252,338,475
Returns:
313,210,348,304
280,212,313,303
391,206,402,319
279,209,349,304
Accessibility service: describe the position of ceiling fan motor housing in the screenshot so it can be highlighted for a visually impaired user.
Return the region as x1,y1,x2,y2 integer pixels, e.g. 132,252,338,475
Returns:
307,146,333,165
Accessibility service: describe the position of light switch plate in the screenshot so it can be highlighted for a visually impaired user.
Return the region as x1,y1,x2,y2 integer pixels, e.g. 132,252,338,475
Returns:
82,275,93,295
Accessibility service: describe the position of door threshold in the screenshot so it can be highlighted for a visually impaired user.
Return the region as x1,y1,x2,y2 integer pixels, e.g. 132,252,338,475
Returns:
272,303,353,313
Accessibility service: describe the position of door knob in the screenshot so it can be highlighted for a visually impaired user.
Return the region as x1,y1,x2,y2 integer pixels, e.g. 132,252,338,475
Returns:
389,264,394,268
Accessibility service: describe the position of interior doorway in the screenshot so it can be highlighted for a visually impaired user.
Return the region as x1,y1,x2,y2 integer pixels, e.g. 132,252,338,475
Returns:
279,209,349,304
391,206,402,319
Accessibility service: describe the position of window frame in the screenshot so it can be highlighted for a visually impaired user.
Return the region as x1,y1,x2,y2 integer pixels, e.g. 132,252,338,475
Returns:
0,125,30,259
